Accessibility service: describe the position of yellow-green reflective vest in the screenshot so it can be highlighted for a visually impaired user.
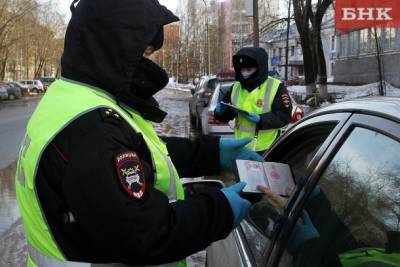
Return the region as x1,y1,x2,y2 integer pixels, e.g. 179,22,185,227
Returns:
230,77,281,152
15,78,185,267
339,248,400,267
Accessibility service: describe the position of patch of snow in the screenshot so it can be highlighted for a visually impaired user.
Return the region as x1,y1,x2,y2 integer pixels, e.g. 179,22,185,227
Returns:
288,82,400,101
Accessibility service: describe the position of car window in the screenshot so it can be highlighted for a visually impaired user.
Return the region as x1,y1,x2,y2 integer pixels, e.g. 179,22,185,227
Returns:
281,127,400,266
27,81,33,85
205,78,217,91
241,123,338,266
219,83,233,101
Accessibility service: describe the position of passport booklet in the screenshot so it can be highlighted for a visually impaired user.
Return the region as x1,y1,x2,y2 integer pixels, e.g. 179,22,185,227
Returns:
234,160,295,197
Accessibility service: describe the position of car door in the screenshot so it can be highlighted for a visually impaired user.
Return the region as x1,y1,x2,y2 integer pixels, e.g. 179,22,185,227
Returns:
267,113,400,267
207,112,352,267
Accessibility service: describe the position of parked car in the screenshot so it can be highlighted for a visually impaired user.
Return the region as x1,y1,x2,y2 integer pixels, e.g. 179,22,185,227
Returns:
0,85,8,100
189,76,218,127
207,97,400,267
20,80,44,94
8,81,29,96
5,82,23,99
200,81,235,136
40,77,56,91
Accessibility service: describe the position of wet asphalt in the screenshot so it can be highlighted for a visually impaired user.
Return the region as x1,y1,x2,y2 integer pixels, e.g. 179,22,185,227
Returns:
0,88,205,267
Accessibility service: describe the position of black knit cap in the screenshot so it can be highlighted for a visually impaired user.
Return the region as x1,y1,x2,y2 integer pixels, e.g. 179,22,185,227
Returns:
234,56,258,69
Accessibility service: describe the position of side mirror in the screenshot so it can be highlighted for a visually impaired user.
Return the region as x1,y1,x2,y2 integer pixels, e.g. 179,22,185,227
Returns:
181,178,225,198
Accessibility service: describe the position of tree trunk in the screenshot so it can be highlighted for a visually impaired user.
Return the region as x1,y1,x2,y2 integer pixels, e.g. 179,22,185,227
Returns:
314,26,328,99
300,31,318,96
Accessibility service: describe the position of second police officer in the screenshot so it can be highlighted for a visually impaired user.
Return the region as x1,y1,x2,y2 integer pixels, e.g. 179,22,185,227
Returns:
215,47,293,153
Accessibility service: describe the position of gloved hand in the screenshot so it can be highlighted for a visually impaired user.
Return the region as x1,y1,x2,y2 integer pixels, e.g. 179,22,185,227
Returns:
287,211,320,254
221,182,252,228
219,137,264,171
242,112,261,123
215,102,227,115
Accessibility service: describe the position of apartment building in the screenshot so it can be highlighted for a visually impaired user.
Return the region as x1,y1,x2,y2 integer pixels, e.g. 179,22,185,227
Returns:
334,28,400,87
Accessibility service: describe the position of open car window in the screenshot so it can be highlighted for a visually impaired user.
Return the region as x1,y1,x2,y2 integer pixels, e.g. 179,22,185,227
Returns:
240,121,340,266
280,126,400,267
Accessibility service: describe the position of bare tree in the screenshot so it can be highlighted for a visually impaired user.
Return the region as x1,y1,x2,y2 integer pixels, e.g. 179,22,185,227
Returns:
292,0,332,100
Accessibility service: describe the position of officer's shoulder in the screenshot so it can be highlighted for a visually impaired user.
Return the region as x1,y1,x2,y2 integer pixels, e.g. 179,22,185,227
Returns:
98,107,124,124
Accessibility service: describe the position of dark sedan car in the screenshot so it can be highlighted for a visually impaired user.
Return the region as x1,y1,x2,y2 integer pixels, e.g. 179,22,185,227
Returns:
7,82,26,97
0,82,21,100
207,97,400,267
189,76,218,128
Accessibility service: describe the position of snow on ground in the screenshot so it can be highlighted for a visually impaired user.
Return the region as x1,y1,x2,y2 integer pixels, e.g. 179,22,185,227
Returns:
288,82,400,100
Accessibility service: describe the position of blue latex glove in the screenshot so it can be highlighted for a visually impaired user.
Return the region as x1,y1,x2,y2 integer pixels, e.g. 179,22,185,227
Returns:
221,182,252,228
242,112,261,123
219,137,265,171
287,211,320,254
215,102,227,115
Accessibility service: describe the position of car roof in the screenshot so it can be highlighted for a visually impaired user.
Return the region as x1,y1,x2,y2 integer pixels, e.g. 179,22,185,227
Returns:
310,97,400,122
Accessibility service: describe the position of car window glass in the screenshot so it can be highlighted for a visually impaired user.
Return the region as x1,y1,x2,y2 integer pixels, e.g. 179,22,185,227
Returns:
27,81,33,85
206,79,217,91
196,79,205,92
241,123,337,266
219,83,233,101
281,127,400,266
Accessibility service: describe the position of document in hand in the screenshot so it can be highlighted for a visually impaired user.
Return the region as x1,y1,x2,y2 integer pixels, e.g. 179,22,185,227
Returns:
234,160,295,196
221,102,250,116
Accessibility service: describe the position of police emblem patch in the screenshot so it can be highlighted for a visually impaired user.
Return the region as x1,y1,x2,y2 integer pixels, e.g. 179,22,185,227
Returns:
256,99,264,108
115,152,146,199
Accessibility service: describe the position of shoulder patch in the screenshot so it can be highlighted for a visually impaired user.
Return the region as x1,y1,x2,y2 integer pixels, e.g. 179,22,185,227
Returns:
115,152,146,199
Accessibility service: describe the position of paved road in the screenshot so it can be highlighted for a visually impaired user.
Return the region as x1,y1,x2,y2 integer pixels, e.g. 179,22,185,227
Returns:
0,97,41,169
0,89,206,267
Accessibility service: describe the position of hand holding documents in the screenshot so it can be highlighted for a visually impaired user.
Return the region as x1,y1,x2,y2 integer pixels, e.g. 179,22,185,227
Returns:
234,160,295,197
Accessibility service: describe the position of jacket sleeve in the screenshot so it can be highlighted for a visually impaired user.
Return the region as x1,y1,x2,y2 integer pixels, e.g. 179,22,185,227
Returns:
37,110,233,266
162,135,222,177
258,83,293,130
214,85,237,122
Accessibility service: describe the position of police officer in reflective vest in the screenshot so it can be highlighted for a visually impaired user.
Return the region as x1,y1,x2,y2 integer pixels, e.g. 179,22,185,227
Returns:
15,1,265,266
215,47,293,153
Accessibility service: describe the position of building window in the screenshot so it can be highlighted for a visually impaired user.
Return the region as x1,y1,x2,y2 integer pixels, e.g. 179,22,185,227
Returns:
383,28,396,51
273,48,276,57
348,31,359,56
331,36,335,51
291,46,295,56
360,29,370,54
279,48,282,59
339,34,349,58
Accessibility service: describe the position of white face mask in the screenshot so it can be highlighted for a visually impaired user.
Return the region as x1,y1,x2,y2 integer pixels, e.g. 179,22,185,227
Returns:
241,70,256,79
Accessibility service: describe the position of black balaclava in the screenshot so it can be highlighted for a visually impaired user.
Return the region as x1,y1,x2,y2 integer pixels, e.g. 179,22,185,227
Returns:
233,47,269,91
62,0,178,122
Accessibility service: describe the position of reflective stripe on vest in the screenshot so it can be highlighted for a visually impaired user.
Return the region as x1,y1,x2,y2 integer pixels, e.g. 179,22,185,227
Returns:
230,77,280,151
28,244,179,267
16,78,185,266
